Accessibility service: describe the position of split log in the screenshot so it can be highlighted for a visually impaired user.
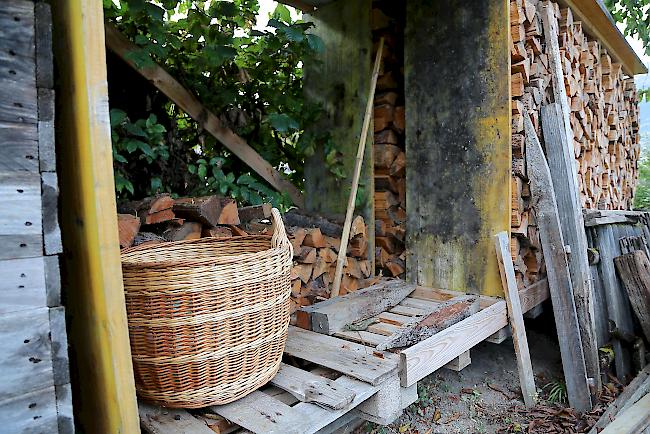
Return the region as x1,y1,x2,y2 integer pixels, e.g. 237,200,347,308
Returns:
133,232,166,247
238,203,272,222
117,213,140,248
282,210,344,238
163,222,202,241
118,193,174,216
173,196,240,226
202,226,232,238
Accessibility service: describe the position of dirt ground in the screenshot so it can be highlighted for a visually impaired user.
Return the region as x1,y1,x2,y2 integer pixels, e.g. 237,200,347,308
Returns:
357,306,608,434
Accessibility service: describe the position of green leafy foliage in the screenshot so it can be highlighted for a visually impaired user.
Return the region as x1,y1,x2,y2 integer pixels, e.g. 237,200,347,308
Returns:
542,380,567,405
634,142,650,209
104,0,340,207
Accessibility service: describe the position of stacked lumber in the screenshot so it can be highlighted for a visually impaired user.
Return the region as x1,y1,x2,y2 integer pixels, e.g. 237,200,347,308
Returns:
372,1,407,278
116,198,372,318
508,0,640,288
284,210,373,314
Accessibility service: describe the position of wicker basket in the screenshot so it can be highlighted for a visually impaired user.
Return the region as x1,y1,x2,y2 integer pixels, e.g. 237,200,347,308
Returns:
120,208,293,408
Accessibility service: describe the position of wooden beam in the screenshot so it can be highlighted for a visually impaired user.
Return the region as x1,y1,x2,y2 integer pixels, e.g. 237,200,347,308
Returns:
540,101,601,391
525,115,592,412
404,0,510,296
104,24,304,207
300,278,415,335
139,402,214,434
495,232,537,407
49,1,139,431
599,392,650,434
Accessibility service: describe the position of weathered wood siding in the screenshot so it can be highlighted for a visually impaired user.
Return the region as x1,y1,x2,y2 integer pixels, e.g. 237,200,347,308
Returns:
0,2,73,432
404,0,511,296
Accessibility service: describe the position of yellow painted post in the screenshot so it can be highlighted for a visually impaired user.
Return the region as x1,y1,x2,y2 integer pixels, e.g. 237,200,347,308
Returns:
404,0,511,296
49,0,139,432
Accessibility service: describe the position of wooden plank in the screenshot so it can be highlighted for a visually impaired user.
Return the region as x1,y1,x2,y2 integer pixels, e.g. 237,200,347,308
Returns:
0,2,35,45
599,392,650,434
50,0,140,430
367,322,402,336
588,366,650,434
285,326,399,386
0,57,38,124
293,375,380,434
300,279,415,335
0,385,58,434
0,234,43,261
519,278,550,313
269,363,356,410
525,114,592,412
613,251,650,342
540,102,600,390
139,402,214,434
104,24,304,207
0,308,54,401
594,224,634,379
376,296,480,351
49,307,70,386
37,87,56,172
0,120,39,172
404,0,510,296
44,254,61,307
389,305,428,317
212,391,307,434
0,256,46,314
399,301,508,387
303,0,374,255
334,329,386,347
495,231,537,407
0,172,42,236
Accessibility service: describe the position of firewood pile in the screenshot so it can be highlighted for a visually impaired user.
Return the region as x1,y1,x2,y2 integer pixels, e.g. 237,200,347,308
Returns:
509,0,640,288
372,1,407,278
116,195,372,317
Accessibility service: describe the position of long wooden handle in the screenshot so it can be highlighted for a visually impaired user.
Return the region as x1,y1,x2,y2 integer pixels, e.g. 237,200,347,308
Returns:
331,38,384,298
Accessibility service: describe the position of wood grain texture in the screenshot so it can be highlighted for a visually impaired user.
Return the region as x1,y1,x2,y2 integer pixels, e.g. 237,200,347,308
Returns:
614,251,650,342
404,0,510,296
594,224,634,379
0,385,58,434
285,326,399,386
0,2,35,45
495,232,536,407
0,120,39,172
599,392,650,434
0,172,42,237
35,2,54,89
270,363,356,410
41,171,62,255
0,308,54,401
525,115,592,412
540,102,600,389
399,301,508,387
0,256,46,314
139,402,214,434
301,278,415,334
105,24,304,207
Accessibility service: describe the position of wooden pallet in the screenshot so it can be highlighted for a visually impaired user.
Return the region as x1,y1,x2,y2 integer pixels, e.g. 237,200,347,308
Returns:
139,326,417,434
138,279,549,433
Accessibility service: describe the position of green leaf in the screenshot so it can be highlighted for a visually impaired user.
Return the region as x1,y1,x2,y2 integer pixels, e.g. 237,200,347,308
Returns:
306,34,324,52
272,4,292,24
205,45,237,67
124,122,147,138
198,165,207,178
134,34,149,46
188,164,197,174
146,114,158,127
110,109,127,127
113,153,128,164
266,113,299,132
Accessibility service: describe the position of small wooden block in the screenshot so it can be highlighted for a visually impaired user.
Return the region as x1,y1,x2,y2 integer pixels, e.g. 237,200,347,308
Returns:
444,350,471,371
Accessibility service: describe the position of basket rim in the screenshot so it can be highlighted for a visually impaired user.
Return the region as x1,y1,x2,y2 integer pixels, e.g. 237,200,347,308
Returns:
120,234,286,269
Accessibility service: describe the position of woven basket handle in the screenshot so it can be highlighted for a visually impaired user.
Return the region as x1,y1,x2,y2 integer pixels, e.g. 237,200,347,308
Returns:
270,208,292,255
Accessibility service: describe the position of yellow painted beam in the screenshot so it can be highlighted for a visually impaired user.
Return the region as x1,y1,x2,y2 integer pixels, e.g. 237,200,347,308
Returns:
49,0,139,432
557,0,647,75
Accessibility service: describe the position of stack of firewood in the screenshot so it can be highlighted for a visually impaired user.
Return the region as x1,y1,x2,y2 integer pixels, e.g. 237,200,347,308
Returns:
555,6,640,210
283,210,373,314
509,0,640,289
372,1,407,278
116,195,372,316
